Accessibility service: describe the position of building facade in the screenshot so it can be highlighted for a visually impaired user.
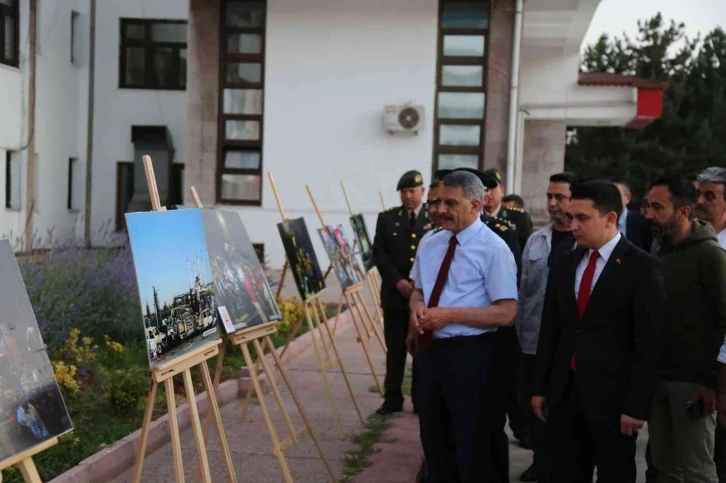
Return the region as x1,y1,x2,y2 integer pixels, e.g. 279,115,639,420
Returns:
0,0,663,267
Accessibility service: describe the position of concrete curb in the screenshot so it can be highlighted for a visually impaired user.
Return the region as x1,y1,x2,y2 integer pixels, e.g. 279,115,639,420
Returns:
49,310,353,483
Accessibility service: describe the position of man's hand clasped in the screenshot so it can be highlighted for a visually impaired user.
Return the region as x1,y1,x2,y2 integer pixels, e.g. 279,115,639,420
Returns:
409,303,450,334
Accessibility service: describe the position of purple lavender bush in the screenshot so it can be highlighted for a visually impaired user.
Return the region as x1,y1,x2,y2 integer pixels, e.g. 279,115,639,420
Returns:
11,225,141,347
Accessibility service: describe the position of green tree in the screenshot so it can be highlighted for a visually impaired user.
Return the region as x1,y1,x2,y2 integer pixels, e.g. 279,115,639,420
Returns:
152,286,161,326
566,14,726,203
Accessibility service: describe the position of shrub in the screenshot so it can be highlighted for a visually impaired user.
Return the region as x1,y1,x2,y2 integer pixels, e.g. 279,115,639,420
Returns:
107,369,147,415
52,361,80,395
14,228,141,346
277,297,305,339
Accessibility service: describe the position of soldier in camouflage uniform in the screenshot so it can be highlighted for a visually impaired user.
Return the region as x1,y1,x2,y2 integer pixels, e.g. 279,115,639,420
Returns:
373,170,432,416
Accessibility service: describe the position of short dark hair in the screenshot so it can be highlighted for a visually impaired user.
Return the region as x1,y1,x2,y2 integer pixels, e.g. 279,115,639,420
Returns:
429,180,441,189
609,177,631,192
502,194,525,208
651,174,697,213
570,180,623,217
549,172,579,186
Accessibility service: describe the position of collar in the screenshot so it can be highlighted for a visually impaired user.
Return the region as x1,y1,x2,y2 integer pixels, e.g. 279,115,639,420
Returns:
589,232,621,263
619,209,628,226
409,204,423,218
491,203,502,218
445,218,484,246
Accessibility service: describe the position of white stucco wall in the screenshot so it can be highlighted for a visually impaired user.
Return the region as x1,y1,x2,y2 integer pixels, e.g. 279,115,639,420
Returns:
220,0,440,268
89,0,189,243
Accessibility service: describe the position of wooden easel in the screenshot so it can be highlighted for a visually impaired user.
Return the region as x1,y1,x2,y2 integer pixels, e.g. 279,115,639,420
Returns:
340,182,385,329
304,184,387,396
131,156,237,483
263,172,365,425
189,187,341,483
0,437,58,483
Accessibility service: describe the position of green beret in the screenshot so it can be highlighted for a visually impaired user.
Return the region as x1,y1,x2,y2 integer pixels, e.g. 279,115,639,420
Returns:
397,170,424,191
483,169,503,185
453,168,498,190
434,169,452,181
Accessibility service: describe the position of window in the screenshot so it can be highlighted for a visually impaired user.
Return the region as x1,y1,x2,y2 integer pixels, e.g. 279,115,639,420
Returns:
217,0,266,205
67,157,82,211
71,11,80,65
119,19,187,90
432,0,490,172
5,151,20,209
115,162,134,231
0,0,19,67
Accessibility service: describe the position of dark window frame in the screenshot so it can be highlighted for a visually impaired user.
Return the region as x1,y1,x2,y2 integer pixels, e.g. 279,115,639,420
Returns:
216,0,266,206
431,0,491,174
5,151,12,209
71,10,80,65
115,161,134,232
0,0,20,68
67,157,77,211
119,18,188,91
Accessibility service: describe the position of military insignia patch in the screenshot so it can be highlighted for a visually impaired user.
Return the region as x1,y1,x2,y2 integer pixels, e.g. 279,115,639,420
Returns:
415,174,422,183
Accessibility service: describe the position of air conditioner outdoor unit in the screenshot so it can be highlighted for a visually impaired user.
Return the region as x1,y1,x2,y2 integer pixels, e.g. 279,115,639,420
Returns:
383,105,424,134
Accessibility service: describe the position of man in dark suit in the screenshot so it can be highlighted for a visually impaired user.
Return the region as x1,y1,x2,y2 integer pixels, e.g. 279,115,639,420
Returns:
373,170,432,416
612,178,653,252
532,180,665,483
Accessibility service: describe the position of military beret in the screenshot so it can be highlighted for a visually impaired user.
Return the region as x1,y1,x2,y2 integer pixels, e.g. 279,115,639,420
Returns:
397,170,424,191
433,169,453,181
453,168,498,190
483,169,503,185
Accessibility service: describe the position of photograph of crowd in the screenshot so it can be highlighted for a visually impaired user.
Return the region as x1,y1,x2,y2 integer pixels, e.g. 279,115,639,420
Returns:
202,210,281,332
318,224,362,289
349,214,374,272
277,218,325,301
0,241,73,463
126,209,220,369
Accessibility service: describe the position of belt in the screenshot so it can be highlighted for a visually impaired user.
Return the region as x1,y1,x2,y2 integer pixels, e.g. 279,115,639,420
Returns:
430,332,492,349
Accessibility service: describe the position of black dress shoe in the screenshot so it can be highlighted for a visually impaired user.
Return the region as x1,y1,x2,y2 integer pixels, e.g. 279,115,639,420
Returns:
375,403,403,416
518,434,533,450
520,463,540,482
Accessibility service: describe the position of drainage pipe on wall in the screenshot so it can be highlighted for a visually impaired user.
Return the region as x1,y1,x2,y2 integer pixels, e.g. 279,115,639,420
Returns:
505,0,524,194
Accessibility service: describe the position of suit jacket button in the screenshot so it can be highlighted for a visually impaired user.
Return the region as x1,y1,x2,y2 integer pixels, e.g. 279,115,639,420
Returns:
409,257,415,262
411,234,417,238
410,245,416,250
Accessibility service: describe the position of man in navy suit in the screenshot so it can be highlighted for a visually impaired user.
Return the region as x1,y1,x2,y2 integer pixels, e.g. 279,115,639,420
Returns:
532,180,665,483
612,178,653,252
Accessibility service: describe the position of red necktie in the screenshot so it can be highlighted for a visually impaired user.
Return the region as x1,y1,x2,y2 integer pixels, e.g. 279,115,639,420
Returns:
571,251,599,371
419,235,458,350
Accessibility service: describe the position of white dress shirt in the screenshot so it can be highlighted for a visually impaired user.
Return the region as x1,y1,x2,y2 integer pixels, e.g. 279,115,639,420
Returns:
574,233,622,299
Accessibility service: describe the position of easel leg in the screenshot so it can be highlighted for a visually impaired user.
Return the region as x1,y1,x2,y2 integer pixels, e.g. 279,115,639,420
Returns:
280,315,305,360
132,379,159,483
183,369,212,483
264,336,339,483
240,342,294,483
165,378,185,483
239,358,262,422
304,302,345,438
345,292,384,396
199,362,238,483
275,260,289,303
315,298,365,423
17,459,42,483
252,338,298,441
331,292,344,337
309,301,334,368
355,290,387,354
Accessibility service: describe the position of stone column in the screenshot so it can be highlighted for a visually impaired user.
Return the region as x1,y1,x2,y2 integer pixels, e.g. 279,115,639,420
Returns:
521,120,567,219
484,0,514,175
184,0,221,207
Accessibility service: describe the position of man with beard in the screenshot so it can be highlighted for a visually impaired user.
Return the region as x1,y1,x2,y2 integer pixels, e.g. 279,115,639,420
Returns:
646,175,726,483
373,170,431,416
517,172,577,482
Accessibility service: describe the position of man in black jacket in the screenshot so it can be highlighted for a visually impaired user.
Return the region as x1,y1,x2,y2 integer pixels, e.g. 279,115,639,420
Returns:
373,170,432,416
612,178,653,252
532,180,665,483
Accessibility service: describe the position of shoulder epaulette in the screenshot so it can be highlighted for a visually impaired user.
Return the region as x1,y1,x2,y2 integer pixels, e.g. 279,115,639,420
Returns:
496,224,508,232
509,206,524,213
383,206,400,214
